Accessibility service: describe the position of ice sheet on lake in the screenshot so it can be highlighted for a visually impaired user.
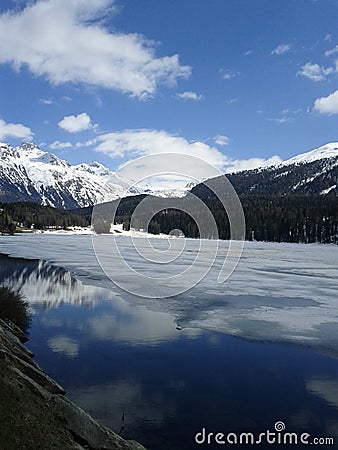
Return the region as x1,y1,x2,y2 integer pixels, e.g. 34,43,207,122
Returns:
0,234,337,354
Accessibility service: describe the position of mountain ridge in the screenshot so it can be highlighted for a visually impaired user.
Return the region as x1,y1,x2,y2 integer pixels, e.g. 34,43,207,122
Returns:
280,142,338,166
192,143,338,199
0,141,337,209
0,142,135,209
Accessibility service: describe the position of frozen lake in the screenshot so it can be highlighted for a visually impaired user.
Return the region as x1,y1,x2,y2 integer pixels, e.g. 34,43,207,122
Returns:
0,234,338,450
0,234,337,354
0,248,337,449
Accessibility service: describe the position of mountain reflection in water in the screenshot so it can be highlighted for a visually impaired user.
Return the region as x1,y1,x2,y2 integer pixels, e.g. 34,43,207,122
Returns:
0,253,100,309
0,253,188,346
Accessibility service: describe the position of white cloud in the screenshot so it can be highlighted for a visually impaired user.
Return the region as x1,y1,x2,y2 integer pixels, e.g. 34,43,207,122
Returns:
96,129,228,169
281,108,302,115
0,0,190,99
268,117,289,124
49,140,72,150
47,335,79,358
95,128,282,188
0,119,33,140
325,45,338,56
220,69,239,80
40,98,54,105
226,155,282,173
175,91,203,101
313,89,338,114
297,62,334,81
226,98,238,104
88,308,179,344
271,43,291,55
282,108,303,115
307,377,338,409
214,135,230,146
268,108,302,124
75,139,96,148
324,34,332,42
58,112,92,133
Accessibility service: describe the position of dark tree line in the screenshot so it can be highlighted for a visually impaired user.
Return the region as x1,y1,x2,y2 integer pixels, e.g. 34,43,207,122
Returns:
0,202,89,233
240,196,337,243
2,195,336,244
111,195,338,244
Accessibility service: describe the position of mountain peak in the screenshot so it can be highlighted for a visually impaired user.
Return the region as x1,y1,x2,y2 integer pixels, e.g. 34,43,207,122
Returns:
19,142,40,150
11,142,46,161
0,142,130,209
283,142,338,166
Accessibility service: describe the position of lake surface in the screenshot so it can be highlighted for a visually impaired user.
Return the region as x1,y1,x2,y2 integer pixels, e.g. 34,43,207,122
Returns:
0,236,337,448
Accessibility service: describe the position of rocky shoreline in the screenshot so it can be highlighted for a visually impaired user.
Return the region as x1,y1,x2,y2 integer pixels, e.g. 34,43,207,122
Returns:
0,318,147,450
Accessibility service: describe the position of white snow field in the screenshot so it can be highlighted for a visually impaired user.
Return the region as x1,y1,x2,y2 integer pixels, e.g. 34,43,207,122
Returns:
0,234,337,354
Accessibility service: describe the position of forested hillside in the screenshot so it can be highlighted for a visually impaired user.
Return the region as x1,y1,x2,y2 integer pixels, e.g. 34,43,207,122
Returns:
191,157,338,198
83,194,338,244
139,196,338,244
0,202,89,234
1,193,337,244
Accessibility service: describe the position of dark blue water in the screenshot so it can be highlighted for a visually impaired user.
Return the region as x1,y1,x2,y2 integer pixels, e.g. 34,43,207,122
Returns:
0,254,337,449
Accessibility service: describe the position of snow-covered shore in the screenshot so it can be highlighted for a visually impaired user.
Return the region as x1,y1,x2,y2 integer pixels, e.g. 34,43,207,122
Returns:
36,223,174,238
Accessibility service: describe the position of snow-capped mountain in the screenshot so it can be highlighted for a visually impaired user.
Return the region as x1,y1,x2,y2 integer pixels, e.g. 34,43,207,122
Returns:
0,142,137,209
138,181,197,198
0,142,199,208
0,142,337,210
281,142,338,166
191,142,338,198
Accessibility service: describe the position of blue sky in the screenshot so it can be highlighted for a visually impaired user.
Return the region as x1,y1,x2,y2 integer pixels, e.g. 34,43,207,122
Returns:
0,0,337,178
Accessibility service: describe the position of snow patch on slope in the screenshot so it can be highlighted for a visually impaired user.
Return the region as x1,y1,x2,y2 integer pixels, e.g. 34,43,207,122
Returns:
282,142,338,166
0,142,136,208
320,184,336,195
